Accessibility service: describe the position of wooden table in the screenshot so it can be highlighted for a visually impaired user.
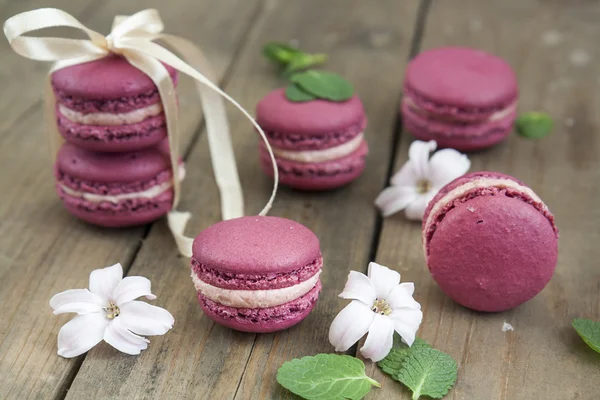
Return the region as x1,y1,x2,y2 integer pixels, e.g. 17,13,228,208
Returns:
1,0,598,399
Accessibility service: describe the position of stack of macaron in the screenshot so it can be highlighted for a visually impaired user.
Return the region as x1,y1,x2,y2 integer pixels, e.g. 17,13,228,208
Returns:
256,88,368,190
402,47,518,151
190,216,323,332
52,55,183,227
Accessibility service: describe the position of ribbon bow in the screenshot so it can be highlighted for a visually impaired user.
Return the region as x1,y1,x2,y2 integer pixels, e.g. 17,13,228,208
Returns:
4,8,279,257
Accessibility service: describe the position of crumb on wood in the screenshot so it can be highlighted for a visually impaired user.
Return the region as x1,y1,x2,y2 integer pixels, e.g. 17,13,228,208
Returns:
502,322,514,332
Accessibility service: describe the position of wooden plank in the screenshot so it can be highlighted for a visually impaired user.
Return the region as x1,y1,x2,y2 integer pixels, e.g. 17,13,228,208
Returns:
65,0,421,398
0,1,261,399
368,1,600,399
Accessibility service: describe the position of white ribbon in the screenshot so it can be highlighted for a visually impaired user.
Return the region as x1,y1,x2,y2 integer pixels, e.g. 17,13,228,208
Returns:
4,8,279,257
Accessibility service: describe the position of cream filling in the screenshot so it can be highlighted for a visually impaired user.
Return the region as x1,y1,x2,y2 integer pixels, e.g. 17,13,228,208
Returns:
191,270,321,308
422,177,546,252
59,103,163,126
404,96,517,122
272,133,364,163
60,165,185,204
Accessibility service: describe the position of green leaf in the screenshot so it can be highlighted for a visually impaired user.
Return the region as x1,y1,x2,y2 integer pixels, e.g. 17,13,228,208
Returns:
283,53,328,75
276,354,380,400
290,70,354,101
396,347,458,400
573,318,600,353
285,83,317,102
263,42,303,65
378,336,431,377
515,112,553,139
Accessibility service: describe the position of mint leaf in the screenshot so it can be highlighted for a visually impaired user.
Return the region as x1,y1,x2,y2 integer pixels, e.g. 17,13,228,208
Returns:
396,347,457,400
378,336,431,377
284,53,328,75
516,112,553,139
285,83,317,102
263,42,302,65
573,318,600,353
290,70,354,101
277,354,380,400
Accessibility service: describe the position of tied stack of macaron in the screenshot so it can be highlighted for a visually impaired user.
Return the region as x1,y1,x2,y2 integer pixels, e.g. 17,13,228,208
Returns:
52,55,184,227
402,47,518,151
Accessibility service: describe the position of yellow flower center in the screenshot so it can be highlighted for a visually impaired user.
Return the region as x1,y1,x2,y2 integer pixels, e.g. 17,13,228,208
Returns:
371,299,392,316
415,179,432,194
103,301,120,319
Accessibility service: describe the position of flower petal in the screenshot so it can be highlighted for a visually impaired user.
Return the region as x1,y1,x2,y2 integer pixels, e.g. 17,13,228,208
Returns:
389,308,423,346
57,313,109,358
50,289,104,315
375,186,418,217
112,276,157,305
89,263,123,301
428,148,471,188
389,160,418,187
399,282,415,296
103,317,149,355
387,285,421,310
119,301,174,336
338,271,377,306
367,262,400,299
408,140,436,180
404,193,434,221
329,301,374,352
359,314,395,361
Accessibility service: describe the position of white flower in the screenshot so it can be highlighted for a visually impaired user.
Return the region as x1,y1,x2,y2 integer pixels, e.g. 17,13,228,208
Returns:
329,262,423,362
49,263,174,358
375,140,470,220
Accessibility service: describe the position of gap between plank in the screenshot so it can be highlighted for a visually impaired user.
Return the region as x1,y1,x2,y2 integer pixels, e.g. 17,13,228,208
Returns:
54,1,267,399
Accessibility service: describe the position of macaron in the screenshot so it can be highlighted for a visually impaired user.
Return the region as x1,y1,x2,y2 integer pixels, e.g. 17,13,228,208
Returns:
256,88,368,190
54,141,184,227
52,55,178,152
191,216,323,332
422,171,558,312
402,47,518,151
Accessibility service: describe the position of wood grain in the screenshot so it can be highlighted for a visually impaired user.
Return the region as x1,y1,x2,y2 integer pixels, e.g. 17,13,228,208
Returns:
0,1,261,399
66,0,420,399
368,1,600,399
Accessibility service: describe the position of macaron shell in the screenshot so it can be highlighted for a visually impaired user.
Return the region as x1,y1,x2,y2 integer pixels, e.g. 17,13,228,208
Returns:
405,47,518,109
427,195,558,312
191,216,321,274
257,88,365,139
259,140,368,190
52,55,178,100
198,280,321,333
61,199,173,227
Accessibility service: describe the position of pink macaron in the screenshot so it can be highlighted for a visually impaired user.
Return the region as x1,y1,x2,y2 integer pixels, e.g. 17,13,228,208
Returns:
54,141,184,227
52,55,178,152
191,216,322,333
256,88,368,190
402,47,518,151
422,171,558,312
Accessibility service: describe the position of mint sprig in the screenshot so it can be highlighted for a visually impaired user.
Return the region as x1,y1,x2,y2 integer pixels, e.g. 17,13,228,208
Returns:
285,83,316,102
290,70,354,102
516,112,553,139
263,42,327,75
378,336,458,399
276,354,380,400
573,318,600,353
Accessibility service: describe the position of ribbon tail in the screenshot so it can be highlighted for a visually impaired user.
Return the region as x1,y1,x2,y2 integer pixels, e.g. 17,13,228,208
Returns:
157,34,244,220
167,211,194,258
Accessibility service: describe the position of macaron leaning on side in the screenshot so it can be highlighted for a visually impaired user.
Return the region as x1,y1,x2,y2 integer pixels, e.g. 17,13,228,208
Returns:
52,55,178,152
402,47,518,151
55,141,184,227
422,171,558,312
191,216,323,333
257,88,368,191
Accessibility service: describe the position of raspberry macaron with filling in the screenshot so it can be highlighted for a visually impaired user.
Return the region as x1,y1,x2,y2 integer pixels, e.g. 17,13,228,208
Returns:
52,55,178,152
256,88,368,190
422,172,558,312
402,47,518,151
191,216,323,333
55,141,184,227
